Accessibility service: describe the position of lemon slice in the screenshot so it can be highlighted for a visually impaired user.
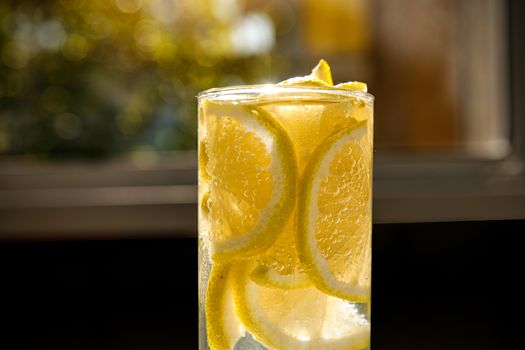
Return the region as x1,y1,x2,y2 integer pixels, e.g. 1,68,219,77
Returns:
206,264,245,350
201,102,297,261
297,121,372,302
233,263,370,350
279,59,333,86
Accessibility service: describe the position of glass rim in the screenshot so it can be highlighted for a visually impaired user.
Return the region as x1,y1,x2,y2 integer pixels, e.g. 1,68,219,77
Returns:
197,84,374,102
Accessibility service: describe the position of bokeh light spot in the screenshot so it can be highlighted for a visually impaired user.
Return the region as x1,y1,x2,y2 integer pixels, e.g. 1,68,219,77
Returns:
148,0,179,24
134,20,162,52
37,20,66,50
231,13,275,56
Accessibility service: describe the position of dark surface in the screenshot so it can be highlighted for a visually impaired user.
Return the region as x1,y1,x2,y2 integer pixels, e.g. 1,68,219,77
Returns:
372,220,522,350
1,220,523,349
1,238,197,350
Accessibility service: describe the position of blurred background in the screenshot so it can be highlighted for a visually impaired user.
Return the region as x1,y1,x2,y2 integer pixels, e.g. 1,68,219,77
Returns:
1,0,524,349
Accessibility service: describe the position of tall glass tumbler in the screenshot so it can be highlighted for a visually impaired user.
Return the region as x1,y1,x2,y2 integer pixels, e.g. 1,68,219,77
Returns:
198,85,373,350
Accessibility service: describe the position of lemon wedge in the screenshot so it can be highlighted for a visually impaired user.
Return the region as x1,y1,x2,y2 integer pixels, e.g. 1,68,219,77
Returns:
297,121,372,302
233,262,370,350
200,102,297,262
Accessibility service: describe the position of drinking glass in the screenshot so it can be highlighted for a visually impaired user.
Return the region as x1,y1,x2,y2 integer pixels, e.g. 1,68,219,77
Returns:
198,85,373,350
